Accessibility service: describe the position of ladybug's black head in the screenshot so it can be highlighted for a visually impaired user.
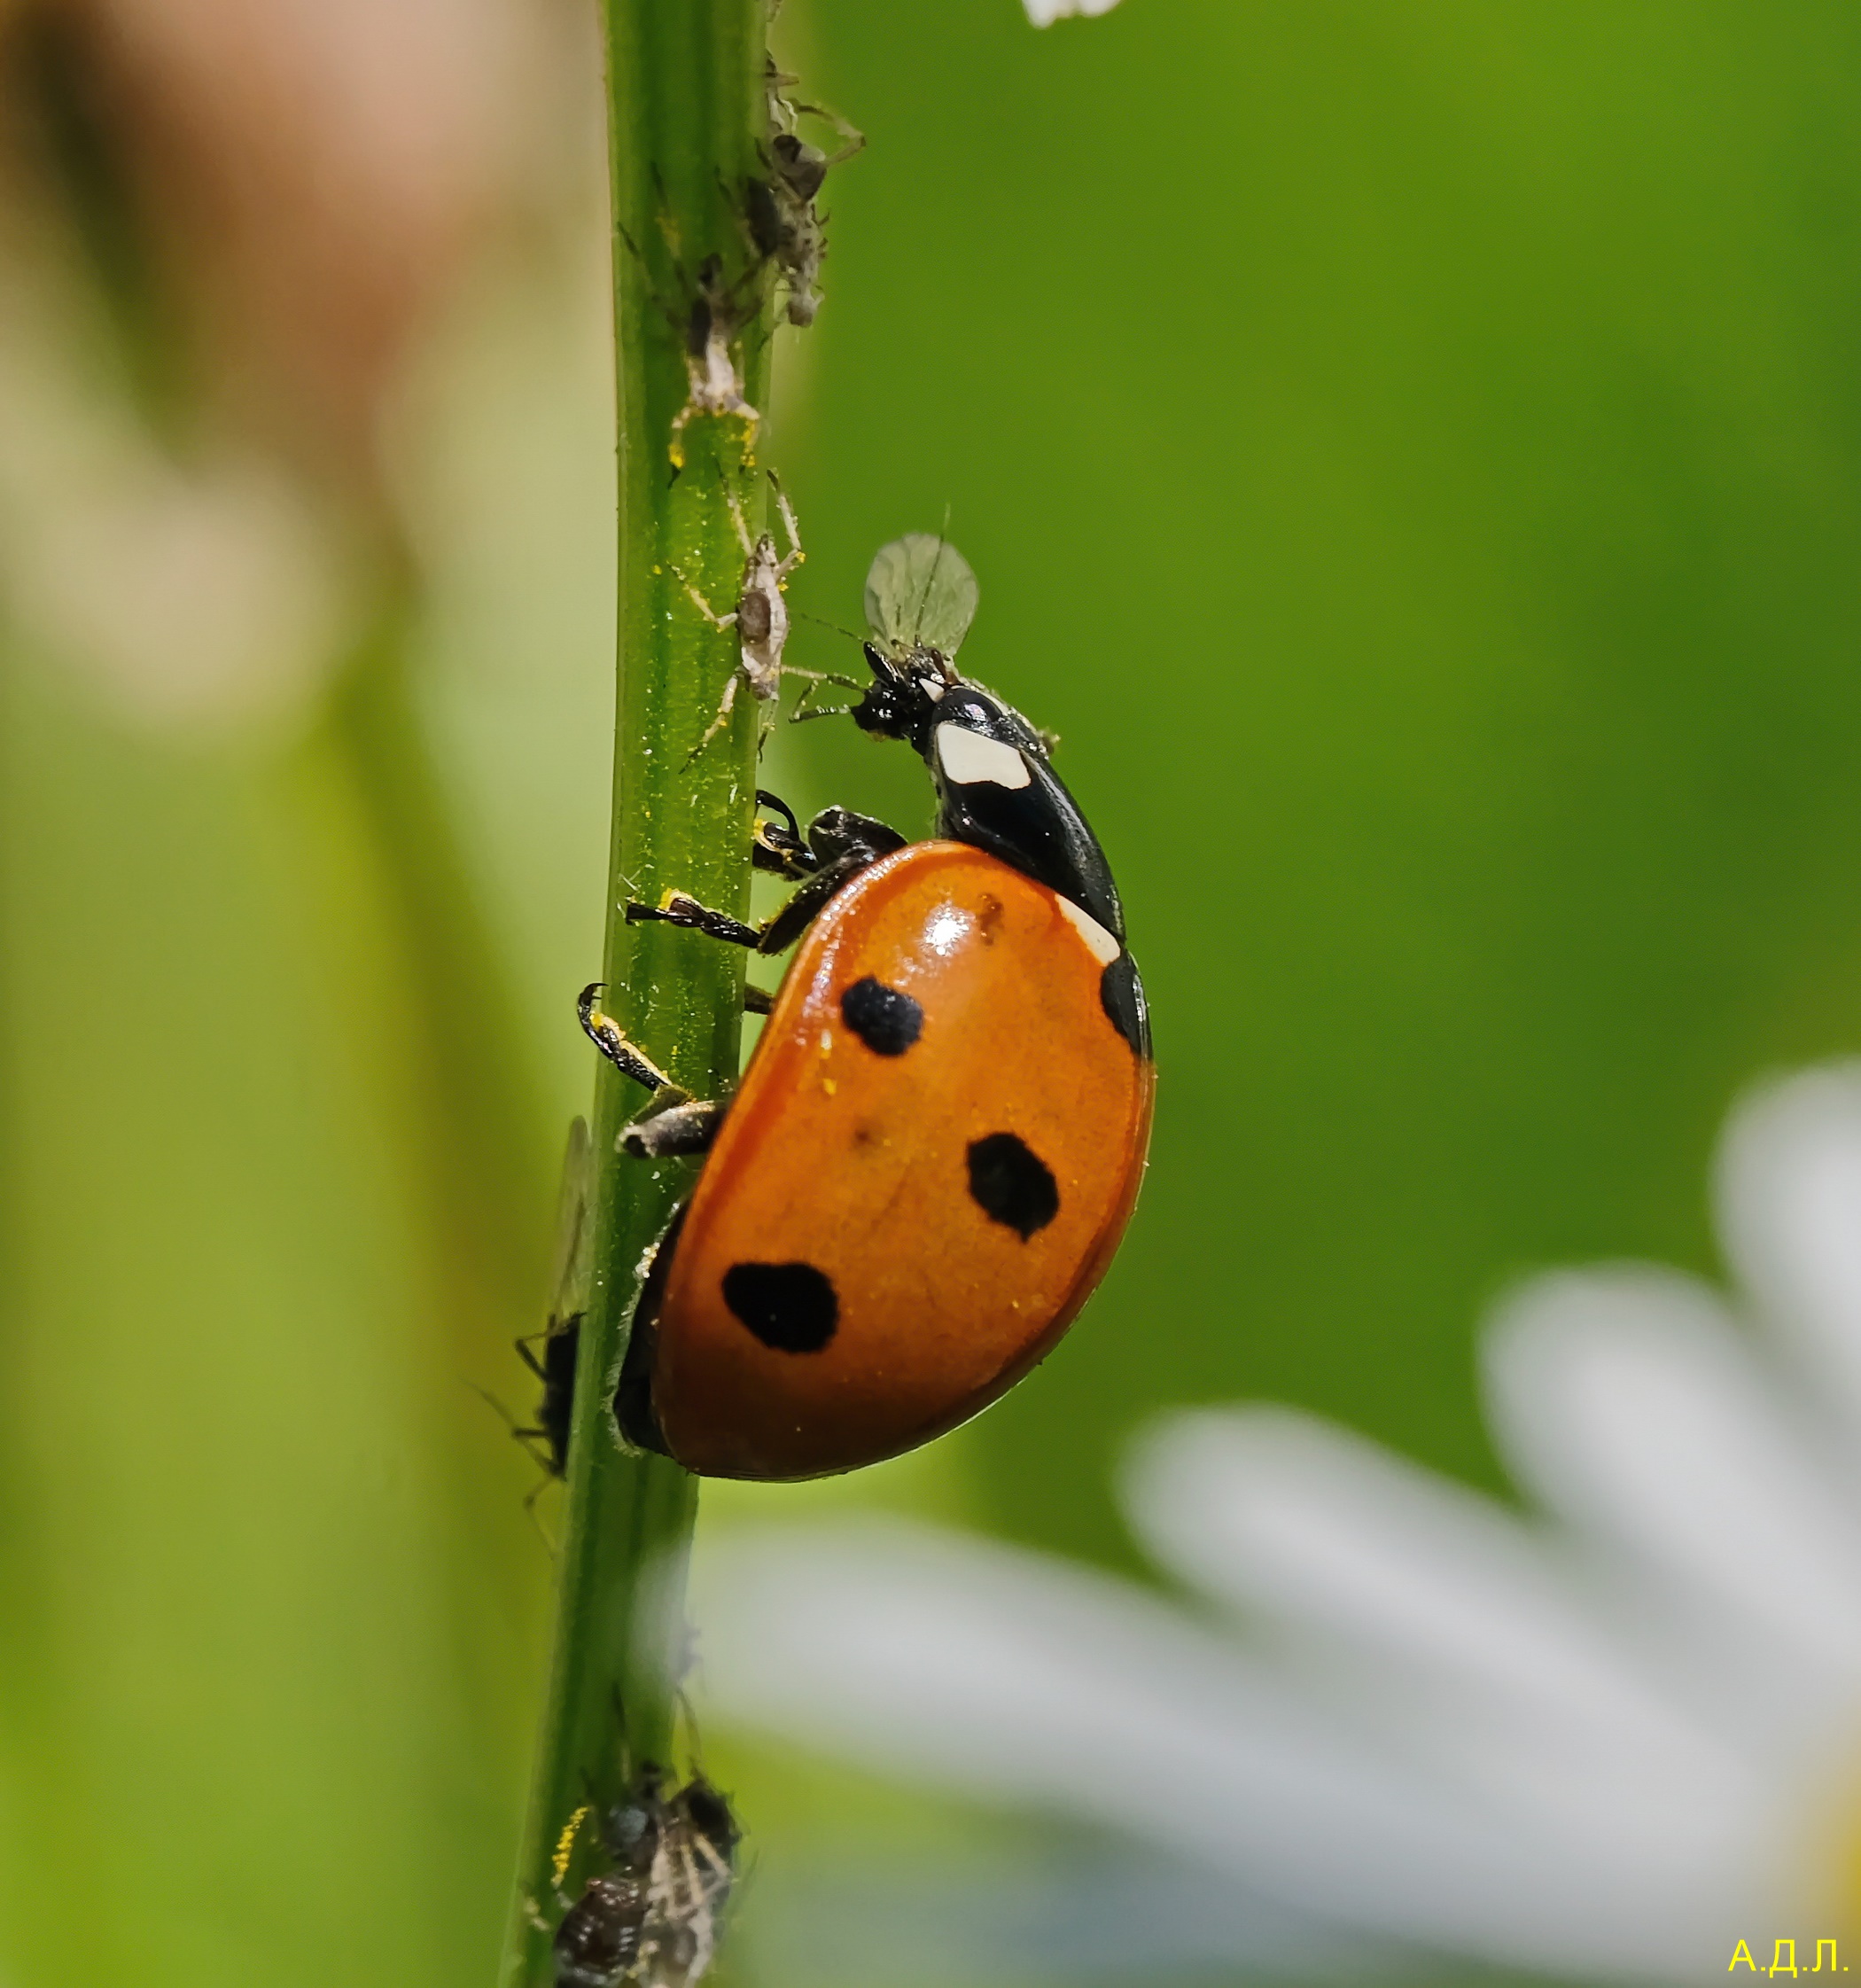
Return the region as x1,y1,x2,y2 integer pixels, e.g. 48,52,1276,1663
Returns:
853,638,1049,768
850,639,953,751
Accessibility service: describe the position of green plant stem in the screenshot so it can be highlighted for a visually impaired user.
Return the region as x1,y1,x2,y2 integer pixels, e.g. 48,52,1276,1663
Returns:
500,3,770,1981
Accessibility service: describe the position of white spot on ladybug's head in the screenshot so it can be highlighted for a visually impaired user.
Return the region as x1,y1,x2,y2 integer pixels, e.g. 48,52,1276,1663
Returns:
936,722,1031,790
1056,896,1121,966
920,676,946,702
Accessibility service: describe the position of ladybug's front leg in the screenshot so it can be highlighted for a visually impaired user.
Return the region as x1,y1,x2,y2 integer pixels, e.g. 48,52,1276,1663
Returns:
624,792,906,956
576,984,727,1159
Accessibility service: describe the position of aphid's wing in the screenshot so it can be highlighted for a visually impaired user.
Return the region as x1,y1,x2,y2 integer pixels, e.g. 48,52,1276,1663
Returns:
547,1117,595,1333
666,1839,717,1986
863,533,978,660
635,1826,724,1988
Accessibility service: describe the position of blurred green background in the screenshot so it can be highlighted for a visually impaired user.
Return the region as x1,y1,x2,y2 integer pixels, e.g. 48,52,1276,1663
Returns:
2,0,1859,1982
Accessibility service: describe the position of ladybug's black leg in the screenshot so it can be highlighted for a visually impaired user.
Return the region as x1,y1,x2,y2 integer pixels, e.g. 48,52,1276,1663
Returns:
751,808,907,952
805,805,906,865
627,800,908,957
577,985,728,1160
578,984,691,1096
627,893,762,950
742,982,775,1016
627,855,853,956
751,788,817,878
619,1098,727,1159
751,848,873,953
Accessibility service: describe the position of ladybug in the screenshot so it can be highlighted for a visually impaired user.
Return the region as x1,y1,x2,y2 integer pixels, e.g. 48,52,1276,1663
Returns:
579,534,1153,1481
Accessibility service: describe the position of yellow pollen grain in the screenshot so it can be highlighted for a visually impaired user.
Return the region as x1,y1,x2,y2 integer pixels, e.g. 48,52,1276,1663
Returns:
553,1805,593,1889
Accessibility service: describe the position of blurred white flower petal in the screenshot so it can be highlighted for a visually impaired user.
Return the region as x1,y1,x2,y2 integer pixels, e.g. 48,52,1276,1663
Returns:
1719,1064,1861,1426
697,1516,1750,1976
1486,1266,1861,1676
1125,1403,1666,1734
699,1062,1861,1980
742,1846,1413,1985
1024,0,1124,27
1122,1406,1752,1859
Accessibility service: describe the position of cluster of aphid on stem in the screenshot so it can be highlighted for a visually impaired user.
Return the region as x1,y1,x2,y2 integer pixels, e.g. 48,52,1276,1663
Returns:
753,56,865,329
541,1751,740,1988
627,55,861,472
619,56,867,767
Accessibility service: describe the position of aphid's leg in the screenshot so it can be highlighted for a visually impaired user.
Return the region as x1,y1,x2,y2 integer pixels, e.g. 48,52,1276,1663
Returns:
790,102,866,164
670,565,739,634
518,1472,565,1556
767,468,803,573
781,664,862,701
505,1425,559,1478
667,389,697,470
647,163,683,260
614,218,691,348
470,1380,558,1478
723,476,755,562
670,387,761,473
685,671,742,766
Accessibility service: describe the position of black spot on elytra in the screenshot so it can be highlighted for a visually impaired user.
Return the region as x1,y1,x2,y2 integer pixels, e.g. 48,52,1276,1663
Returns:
721,1260,838,1353
966,1132,1059,1241
840,976,923,1056
1100,952,1151,1058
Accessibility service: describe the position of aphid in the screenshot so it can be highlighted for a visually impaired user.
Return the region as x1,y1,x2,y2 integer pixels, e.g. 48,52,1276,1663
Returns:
551,1767,740,1988
862,530,979,673
667,253,759,465
635,1774,741,1987
494,1117,592,1489
581,535,1154,1481
552,1774,658,1988
744,66,863,328
745,122,864,328
619,202,763,468
676,472,804,761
